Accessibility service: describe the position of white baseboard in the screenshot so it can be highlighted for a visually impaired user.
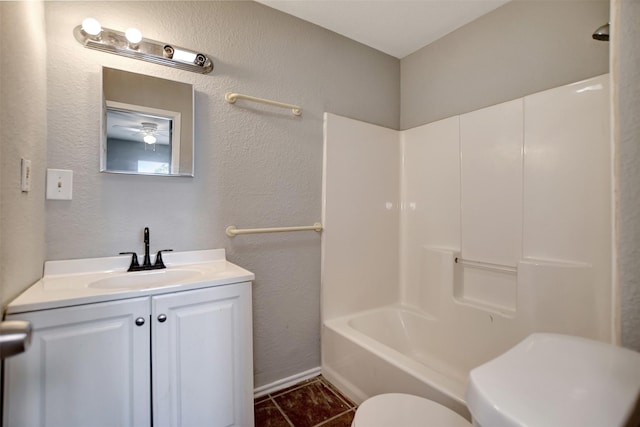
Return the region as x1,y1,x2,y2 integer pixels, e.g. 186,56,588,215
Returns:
254,367,322,398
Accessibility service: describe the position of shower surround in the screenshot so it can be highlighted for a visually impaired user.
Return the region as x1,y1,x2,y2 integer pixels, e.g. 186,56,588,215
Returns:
321,74,613,416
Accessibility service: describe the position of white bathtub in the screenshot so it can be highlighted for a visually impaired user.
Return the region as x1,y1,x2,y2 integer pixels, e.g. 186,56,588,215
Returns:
322,305,471,420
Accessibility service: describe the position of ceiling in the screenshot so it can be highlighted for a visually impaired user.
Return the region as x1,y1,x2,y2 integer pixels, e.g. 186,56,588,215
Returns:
107,109,172,145
257,0,511,59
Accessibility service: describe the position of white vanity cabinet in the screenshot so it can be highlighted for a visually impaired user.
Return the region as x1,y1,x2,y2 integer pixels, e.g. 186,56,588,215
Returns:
152,283,253,427
3,250,254,427
4,297,152,427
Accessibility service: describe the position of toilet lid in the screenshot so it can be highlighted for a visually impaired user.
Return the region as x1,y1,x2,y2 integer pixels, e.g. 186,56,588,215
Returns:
352,393,471,427
466,333,640,427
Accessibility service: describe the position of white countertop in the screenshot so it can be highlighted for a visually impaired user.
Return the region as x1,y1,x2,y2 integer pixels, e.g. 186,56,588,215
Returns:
6,249,254,314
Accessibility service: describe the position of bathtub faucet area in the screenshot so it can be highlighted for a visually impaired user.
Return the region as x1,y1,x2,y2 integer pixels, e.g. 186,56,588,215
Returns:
120,227,173,272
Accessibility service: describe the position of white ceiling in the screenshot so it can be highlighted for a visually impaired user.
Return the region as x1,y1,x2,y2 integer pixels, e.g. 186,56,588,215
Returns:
257,0,510,59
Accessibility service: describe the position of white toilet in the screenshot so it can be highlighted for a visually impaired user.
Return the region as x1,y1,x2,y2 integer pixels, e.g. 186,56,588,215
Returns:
352,333,640,427
351,392,470,427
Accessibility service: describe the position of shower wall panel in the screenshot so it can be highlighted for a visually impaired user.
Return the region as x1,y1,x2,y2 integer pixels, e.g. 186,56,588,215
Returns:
523,77,611,264
460,100,523,267
398,74,611,341
458,99,523,311
522,75,611,338
322,113,400,321
400,117,460,310
323,74,612,343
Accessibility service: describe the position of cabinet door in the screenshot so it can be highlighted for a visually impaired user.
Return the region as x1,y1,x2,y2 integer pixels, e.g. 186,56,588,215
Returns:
152,282,253,427
4,298,151,427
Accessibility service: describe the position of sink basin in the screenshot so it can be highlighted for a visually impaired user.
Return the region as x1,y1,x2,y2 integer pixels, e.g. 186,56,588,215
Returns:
89,269,202,290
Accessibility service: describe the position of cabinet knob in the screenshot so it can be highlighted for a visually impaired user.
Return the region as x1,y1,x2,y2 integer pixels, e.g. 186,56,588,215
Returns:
157,314,167,323
135,317,145,326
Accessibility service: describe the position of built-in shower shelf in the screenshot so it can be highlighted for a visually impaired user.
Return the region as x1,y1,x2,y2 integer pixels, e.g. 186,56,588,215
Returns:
454,257,517,274
454,257,518,314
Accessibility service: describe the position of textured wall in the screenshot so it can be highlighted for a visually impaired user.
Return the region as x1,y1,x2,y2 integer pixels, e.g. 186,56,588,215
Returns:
44,1,399,387
617,0,640,351
0,2,47,306
400,0,610,129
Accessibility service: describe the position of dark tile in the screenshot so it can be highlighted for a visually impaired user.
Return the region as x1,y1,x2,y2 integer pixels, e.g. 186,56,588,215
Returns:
273,381,351,427
255,398,292,427
271,376,321,398
255,393,271,404
318,410,356,427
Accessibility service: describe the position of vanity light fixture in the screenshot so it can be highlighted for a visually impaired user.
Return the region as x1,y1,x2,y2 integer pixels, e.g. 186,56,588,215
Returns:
81,18,102,37
125,27,142,48
73,18,213,74
125,28,142,44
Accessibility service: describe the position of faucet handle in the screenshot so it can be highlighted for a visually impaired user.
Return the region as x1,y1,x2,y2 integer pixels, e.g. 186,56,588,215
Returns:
154,249,173,268
119,252,140,271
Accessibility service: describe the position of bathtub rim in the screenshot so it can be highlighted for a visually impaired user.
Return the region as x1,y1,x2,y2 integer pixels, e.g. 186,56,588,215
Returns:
322,304,469,407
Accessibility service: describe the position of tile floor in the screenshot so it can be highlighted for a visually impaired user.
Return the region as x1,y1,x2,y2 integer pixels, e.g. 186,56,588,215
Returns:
254,375,357,427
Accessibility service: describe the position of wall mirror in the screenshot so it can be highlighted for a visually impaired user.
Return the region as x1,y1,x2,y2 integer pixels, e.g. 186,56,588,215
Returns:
101,67,194,176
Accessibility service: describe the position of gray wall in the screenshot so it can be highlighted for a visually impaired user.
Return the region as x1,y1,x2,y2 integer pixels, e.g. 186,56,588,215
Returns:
401,0,610,129
0,2,47,306
617,0,640,351
44,1,399,387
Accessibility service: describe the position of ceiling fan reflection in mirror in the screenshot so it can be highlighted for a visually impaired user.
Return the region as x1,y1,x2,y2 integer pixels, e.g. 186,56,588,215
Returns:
106,107,173,151
111,122,170,148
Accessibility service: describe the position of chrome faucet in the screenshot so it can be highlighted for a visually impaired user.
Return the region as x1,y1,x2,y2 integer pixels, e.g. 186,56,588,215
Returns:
120,227,173,272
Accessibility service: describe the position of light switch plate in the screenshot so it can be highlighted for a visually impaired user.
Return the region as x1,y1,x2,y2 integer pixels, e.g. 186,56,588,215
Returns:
46,169,73,200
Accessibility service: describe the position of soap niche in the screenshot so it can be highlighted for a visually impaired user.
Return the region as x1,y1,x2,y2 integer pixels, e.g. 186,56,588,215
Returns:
453,262,517,316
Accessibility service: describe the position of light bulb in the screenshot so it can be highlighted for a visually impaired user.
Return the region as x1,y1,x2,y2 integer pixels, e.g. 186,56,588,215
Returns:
143,134,157,144
81,18,102,36
125,28,142,44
